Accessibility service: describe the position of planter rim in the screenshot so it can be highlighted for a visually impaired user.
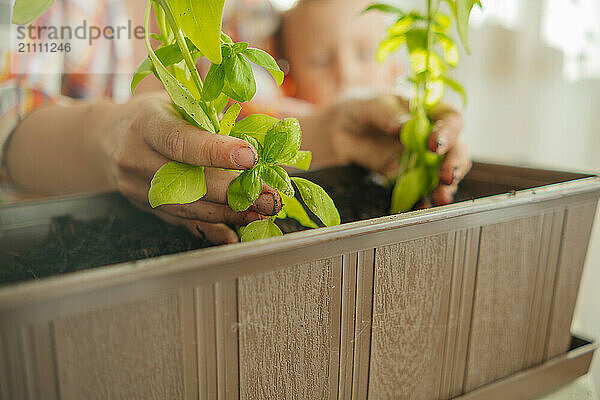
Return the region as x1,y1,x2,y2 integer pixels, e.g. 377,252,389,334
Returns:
1,174,599,308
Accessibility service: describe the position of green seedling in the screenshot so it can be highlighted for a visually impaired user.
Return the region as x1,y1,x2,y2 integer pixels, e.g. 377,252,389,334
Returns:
365,0,480,213
12,0,340,242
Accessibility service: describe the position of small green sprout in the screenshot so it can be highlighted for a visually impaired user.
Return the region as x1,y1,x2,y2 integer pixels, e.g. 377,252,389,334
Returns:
365,0,481,213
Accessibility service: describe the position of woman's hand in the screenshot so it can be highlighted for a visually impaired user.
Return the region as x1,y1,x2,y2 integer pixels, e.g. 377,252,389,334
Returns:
103,93,281,243
299,93,472,207
7,93,281,244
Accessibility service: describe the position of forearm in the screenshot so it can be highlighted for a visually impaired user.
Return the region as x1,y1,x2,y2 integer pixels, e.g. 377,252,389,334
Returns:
5,99,121,195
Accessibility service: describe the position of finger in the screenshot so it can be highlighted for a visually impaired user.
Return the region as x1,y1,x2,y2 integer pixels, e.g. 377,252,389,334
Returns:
333,129,401,175
438,140,472,185
203,168,282,215
432,183,458,206
122,168,282,217
142,102,259,170
427,105,463,155
154,200,266,226
348,95,410,136
153,209,239,244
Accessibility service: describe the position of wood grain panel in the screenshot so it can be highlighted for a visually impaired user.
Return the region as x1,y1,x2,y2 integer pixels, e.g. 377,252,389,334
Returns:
439,228,480,399
523,210,564,368
0,322,59,400
237,257,342,400
215,280,239,400
464,216,543,391
351,250,375,400
368,234,453,400
337,252,358,400
196,285,218,400
54,294,185,400
545,201,598,360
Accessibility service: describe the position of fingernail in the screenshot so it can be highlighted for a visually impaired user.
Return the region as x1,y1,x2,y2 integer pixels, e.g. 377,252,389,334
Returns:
435,137,446,154
256,192,280,216
452,167,458,183
232,145,258,169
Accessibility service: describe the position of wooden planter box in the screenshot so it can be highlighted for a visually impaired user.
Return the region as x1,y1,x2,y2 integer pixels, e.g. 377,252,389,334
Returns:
0,162,598,399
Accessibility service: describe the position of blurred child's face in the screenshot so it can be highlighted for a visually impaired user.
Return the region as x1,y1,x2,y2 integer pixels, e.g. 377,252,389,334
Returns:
282,0,399,105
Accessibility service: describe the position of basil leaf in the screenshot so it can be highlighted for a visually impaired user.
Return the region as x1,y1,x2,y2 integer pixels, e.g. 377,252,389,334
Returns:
132,40,198,94
202,63,225,101
231,114,279,145
220,32,234,45
261,166,294,197
227,166,262,212
241,219,283,242
232,134,262,155
12,0,55,24
291,177,340,227
262,118,301,164
376,36,406,62
442,75,467,105
241,48,284,86
143,12,214,133
390,166,428,213
283,151,312,171
213,93,230,115
279,192,318,229
169,0,225,64
148,161,207,208
455,0,481,53
218,103,242,136
232,42,249,53
363,3,404,15
224,54,256,102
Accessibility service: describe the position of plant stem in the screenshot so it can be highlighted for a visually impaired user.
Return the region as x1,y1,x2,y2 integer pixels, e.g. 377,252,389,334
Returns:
155,0,220,132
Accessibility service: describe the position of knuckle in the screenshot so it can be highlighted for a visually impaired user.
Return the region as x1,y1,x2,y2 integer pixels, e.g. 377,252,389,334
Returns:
164,129,185,160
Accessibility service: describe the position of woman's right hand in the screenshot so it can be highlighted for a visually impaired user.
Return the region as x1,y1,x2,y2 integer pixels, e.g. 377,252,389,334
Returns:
103,93,282,243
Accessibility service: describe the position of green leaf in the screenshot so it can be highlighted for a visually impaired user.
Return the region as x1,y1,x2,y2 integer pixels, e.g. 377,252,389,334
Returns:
388,15,414,36
291,177,340,227
455,0,481,53
231,114,279,145
442,76,467,105
262,118,302,164
227,167,262,212
391,165,428,213
261,166,294,197
12,0,55,24
148,161,207,208
425,79,444,107
202,63,225,101
436,33,459,66
132,41,196,94
363,3,404,15
224,54,257,102
219,103,242,136
279,192,318,229
220,32,234,45
232,42,249,53
213,93,230,115
143,6,214,132
283,151,312,171
241,219,283,242
168,0,225,64
376,36,406,63
406,28,428,54
242,48,285,86
234,134,262,155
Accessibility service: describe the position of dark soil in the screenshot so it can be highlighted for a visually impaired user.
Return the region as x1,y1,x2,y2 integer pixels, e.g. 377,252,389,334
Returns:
0,165,463,285
0,213,212,285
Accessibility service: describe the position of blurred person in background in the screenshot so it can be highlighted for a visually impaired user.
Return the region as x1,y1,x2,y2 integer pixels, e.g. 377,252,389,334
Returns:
0,0,469,243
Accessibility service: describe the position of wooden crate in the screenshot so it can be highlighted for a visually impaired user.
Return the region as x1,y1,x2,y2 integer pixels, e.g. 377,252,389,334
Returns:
0,162,598,399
